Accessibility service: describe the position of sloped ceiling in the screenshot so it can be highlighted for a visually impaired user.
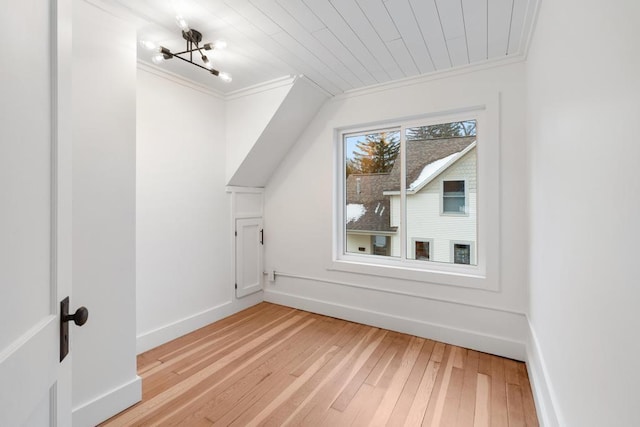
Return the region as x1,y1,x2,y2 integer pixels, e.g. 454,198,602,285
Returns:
106,0,538,95
225,75,329,187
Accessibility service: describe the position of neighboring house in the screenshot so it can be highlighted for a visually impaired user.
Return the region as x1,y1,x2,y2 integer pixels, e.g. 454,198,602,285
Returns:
345,173,397,255
346,136,477,264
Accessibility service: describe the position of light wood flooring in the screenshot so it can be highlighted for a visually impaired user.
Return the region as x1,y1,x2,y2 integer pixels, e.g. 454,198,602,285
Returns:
102,303,538,426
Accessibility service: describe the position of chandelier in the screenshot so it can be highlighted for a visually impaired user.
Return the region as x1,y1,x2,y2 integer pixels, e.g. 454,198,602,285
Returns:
141,16,232,82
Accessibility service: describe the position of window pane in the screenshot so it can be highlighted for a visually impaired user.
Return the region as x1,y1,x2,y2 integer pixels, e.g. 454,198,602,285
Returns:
454,244,471,264
405,120,477,264
443,180,465,213
415,241,430,260
344,130,400,257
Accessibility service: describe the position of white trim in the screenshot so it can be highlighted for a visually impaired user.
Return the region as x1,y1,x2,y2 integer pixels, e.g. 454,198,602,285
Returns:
225,186,265,193
272,271,523,315
72,376,141,427
328,259,491,290
526,319,562,427
137,61,224,99
337,55,526,100
264,289,526,361
224,75,297,100
520,0,542,60
137,300,228,354
136,295,263,354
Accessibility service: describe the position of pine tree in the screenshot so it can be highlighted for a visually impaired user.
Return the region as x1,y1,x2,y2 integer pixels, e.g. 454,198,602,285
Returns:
406,120,476,141
350,132,399,175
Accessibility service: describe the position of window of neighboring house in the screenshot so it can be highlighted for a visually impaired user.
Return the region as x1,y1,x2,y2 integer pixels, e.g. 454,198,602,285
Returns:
372,235,390,256
442,180,466,214
335,107,498,290
452,242,473,265
413,239,432,260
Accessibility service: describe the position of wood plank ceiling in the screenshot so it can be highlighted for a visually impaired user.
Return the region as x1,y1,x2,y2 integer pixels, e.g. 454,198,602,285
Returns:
112,0,536,95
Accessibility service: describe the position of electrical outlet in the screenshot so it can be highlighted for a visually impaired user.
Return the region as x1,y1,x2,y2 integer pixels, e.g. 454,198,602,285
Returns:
268,270,276,282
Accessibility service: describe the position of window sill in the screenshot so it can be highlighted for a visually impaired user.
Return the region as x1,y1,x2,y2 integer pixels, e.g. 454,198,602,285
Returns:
328,257,498,291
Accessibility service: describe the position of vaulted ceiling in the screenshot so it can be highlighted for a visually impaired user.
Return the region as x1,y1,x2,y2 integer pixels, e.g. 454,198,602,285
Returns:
109,0,537,95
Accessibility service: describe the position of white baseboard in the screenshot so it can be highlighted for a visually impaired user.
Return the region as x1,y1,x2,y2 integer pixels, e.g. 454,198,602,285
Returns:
264,289,527,361
136,292,263,354
72,375,141,427
525,320,561,427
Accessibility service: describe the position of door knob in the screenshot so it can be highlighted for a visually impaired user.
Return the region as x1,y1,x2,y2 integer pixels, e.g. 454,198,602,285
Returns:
63,306,89,326
60,297,89,362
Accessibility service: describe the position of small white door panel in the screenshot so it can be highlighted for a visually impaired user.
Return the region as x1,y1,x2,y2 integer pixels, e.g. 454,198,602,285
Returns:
235,218,264,298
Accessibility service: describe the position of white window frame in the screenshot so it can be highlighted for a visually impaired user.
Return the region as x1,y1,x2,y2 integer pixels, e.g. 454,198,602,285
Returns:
331,101,500,291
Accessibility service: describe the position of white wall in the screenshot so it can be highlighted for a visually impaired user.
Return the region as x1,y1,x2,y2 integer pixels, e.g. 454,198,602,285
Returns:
264,61,530,360
136,67,261,353
526,1,640,425
72,1,140,425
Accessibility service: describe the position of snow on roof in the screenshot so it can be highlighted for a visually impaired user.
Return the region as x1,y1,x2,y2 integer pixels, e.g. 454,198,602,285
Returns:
409,151,460,190
346,203,366,223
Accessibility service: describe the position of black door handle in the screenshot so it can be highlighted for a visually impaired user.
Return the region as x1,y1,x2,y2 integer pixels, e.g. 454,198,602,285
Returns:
60,297,89,362
260,229,264,245
64,306,89,326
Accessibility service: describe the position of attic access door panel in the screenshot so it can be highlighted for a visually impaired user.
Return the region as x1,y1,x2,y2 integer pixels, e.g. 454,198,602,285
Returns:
235,218,263,298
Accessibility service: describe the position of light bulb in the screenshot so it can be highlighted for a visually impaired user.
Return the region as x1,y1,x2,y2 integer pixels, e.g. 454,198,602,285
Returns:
140,40,158,51
202,55,212,69
151,54,166,64
213,40,227,50
219,72,232,82
175,15,190,32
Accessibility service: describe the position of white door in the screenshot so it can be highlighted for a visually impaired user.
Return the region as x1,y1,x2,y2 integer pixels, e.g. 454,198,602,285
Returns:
235,218,264,297
0,0,73,425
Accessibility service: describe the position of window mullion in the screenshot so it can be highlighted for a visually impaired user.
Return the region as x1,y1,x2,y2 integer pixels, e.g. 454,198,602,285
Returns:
400,126,407,261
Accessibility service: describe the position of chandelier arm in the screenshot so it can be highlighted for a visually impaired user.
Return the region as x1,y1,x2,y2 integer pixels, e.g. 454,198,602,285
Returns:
173,47,207,55
171,54,219,75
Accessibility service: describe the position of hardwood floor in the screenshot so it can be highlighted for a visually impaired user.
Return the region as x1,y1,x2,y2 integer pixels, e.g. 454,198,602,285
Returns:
101,303,538,426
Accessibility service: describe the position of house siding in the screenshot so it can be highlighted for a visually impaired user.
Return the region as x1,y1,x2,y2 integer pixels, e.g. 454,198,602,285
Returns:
392,148,477,263
346,233,372,254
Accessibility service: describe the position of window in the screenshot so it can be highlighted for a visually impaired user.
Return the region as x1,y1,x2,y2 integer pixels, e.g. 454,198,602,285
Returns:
453,243,471,264
372,235,390,256
342,118,477,266
335,106,499,290
443,180,466,214
413,239,432,260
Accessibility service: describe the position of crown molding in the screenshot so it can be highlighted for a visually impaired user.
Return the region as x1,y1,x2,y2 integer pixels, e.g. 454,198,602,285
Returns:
137,60,225,99
520,0,543,60
335,55,527,100
224,75,298,101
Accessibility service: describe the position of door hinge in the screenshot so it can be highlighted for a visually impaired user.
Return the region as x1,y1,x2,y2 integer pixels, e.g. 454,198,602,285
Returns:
234,231,237,236
235,283,237,289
